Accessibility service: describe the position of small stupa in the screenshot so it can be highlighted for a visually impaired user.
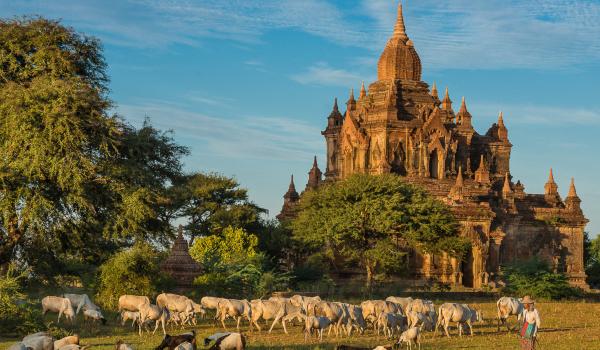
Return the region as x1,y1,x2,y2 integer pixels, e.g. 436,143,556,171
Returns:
161,225,202,288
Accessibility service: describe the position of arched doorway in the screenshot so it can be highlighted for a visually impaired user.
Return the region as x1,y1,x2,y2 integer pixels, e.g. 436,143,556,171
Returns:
429,151,439,179
461,249,474,288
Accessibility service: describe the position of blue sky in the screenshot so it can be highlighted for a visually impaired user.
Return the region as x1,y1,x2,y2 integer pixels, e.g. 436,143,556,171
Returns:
2,0,600,235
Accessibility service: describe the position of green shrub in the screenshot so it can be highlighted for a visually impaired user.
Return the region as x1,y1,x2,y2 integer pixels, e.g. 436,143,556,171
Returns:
95,242,169,309
0,265,46,337
501,258,582,300
190,227,291,298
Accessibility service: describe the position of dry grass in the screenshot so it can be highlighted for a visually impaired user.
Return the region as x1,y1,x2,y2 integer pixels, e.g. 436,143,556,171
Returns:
2,301,600,349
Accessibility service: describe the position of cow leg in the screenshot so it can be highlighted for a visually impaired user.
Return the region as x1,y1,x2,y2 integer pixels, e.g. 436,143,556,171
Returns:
57,310,63,323
221,314,228,330
444,321,451,338
253,318,262,332
468,320,474,336
269,315,281,333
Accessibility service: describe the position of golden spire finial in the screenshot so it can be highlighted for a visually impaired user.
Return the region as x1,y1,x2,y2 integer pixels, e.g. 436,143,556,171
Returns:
393,1,408,41
360,81,367,98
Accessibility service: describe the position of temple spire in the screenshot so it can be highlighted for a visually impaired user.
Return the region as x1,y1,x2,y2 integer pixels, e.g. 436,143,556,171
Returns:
544,168,560,205
393,2,408,41
306,156,323,191
442,87,452,111
288,175,297,193
547,168,556,184
347,88,356,110
567,177,578,198
498,111,505,127
359,81,367,99
459,97,467,114
431,82,438,98
333,97,339,112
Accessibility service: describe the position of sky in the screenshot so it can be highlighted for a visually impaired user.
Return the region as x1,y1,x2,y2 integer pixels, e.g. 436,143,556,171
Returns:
2,0,600,235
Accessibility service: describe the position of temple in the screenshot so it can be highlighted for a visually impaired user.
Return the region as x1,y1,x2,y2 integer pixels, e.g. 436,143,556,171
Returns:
278,2,588,289
161,225,203,290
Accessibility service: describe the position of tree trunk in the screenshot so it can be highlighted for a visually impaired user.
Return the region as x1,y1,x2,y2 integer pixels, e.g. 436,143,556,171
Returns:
365,261,374,291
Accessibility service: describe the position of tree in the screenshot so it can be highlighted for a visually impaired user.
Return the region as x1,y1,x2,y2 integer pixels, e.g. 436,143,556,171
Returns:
291,174,468,287
189,226,290,298
95,242,168,309
168,172,266,241
584,232,600,288
0,18,188,277
502,258,581,300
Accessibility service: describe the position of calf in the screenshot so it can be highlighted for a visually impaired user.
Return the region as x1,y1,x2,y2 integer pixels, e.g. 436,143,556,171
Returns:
120,311,140,327
398,327,421,350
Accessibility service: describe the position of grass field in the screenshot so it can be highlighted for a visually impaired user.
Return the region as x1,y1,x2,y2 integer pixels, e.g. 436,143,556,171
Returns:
2,301,600,349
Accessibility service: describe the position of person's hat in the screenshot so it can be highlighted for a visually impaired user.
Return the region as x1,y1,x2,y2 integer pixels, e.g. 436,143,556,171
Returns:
522,295,535,304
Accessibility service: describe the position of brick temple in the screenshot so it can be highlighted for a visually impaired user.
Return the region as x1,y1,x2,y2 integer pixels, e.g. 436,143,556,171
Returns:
278,2,588,289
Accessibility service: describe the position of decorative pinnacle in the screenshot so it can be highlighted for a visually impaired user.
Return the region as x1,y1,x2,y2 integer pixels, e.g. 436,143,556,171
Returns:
455,166,464,187
503,173,512,193
312,155,318,168
431,82,438,97
349,88,355,101
477,154,485,170
498,111,505,126
360,81,367,98
547,168,556,183
393,1,408,41
459,97,468,114
567,177,578,198
289,174,296,191
333,98,339,112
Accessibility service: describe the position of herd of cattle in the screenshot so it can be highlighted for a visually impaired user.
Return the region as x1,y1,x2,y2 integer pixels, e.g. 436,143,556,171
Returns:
9,292,527,350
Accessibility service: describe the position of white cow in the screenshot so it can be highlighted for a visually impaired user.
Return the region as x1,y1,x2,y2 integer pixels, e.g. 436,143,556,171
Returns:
217,299,253,331
22,333,54,350
496,296,523,331
62,294,99,315
138,303,169,336
83,309,106,325
385,296,413,314
289,295,321,314
203,332,246,350
376,312,405,338
118,295,150,312
435,303,481,338
300,314,332,342
41,296,75,324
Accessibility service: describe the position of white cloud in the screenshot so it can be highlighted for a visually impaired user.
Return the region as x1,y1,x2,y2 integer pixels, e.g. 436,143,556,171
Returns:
291,62,365,87
117,102,323,161
469,103,600,125
4,0,600,69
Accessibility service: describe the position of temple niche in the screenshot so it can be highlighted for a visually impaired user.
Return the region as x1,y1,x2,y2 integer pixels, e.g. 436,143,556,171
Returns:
278,2,589,289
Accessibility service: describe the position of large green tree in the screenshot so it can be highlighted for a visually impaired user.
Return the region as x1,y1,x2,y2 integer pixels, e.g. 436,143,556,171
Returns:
0,18,187,277
167,172,266,242
292,174,469,287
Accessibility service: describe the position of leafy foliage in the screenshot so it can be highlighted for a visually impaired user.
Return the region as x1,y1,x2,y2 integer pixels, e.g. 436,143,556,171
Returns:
291,174,467,286
0,265,45,337
95,243,169,309
167,173,266,240
0,18,188,278
584,232,600,288
190,226,290,298
502,258,581,300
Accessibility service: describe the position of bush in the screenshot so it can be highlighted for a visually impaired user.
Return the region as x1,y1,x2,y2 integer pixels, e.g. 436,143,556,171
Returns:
95,242,169,309
501,258,582,300
190,226,291,298
0,265,46,337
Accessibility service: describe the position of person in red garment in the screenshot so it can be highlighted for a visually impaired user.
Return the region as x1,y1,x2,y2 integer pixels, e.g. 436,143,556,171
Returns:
519,296,541,350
